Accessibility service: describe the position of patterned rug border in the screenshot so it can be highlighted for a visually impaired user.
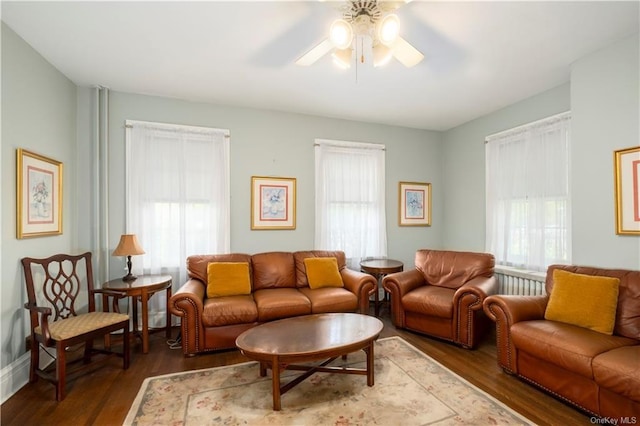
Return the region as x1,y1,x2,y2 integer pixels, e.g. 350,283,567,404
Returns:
125,336,532,425
379,337,533,423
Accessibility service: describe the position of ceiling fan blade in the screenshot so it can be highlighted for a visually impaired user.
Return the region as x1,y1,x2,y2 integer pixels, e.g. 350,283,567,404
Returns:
392,36,424,68
295,39,334,66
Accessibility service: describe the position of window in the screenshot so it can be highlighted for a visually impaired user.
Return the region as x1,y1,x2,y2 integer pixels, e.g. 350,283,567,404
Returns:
314,139,387,268
485,112,571,271
125,120,230,324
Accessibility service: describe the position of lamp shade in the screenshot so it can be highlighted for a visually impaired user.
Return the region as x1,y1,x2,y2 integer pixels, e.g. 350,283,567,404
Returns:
112,234,145,256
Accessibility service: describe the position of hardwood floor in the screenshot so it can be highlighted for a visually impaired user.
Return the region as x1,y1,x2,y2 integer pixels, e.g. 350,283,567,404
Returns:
2,311,592,425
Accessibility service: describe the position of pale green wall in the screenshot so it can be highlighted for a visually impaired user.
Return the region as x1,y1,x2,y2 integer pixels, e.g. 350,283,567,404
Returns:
1,23,78,370
441,83,571,251
105,92,444,277
571,33,640,268
442,33,640,270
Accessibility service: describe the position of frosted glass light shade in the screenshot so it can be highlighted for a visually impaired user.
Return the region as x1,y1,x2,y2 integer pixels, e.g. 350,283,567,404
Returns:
332,48,353,69
373,44,393,67
378,14,400,46
330,19,354,50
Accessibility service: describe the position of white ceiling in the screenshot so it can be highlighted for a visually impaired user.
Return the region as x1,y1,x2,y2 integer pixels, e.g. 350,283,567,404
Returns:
2,1,638,131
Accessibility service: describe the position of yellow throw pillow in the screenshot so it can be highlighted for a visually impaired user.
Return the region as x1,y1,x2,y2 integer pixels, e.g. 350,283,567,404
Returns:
304,257,344,289
207,262,251,298
544,269,620,335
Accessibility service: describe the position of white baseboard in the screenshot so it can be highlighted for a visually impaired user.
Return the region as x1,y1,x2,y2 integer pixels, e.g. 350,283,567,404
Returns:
1,352,30,404
1,347,55,404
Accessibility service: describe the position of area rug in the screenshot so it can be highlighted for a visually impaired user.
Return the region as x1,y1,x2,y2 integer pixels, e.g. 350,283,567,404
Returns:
124,336,533,425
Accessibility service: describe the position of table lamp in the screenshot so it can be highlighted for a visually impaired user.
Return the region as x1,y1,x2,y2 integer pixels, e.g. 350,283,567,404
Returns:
112,234,145,281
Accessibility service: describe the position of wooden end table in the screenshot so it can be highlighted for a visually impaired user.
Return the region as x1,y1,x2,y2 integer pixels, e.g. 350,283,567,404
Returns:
102,275,172,354
360,258,404,316
236,313,383,411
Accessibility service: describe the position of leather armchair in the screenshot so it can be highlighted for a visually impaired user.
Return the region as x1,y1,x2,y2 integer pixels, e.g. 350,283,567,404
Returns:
382,249,498,349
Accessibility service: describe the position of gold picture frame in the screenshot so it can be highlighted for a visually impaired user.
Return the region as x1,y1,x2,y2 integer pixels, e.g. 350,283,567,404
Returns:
16,149,63,238
399,181,431,226
614,146,640,235
251,176,296,230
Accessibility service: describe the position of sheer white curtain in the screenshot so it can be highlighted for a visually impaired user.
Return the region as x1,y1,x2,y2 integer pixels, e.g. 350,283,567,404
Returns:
485,112,571,271
315,139,387,269
125,120,230,326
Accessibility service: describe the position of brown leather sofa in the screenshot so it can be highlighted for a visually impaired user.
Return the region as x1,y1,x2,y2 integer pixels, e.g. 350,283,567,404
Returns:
483,264,640,419
169,250,376,356
382,249,498,349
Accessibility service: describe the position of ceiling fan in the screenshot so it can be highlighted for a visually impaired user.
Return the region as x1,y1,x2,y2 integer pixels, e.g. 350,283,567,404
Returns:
296,0,424,69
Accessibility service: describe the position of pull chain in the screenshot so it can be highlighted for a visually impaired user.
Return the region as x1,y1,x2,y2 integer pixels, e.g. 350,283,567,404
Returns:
355,36,359,83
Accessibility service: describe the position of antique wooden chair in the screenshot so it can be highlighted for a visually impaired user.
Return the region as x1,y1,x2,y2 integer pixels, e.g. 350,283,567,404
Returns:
22,252,130,401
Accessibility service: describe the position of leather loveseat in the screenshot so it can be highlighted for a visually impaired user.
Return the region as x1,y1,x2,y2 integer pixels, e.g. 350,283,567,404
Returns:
169,250,376,356
382,249,499,349
483,264,640,419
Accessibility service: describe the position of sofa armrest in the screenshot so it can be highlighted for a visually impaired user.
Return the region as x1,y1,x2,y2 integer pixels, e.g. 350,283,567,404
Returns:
382,269,426,326
169,278,206,356
453,276,499,348
340,268,376,314
482,294,548,372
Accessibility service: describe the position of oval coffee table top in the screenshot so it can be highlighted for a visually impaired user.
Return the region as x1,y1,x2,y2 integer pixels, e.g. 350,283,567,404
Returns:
236,313,383,357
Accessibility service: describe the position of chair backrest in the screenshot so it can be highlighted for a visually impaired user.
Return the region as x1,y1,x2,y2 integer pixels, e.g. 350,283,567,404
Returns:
22,252,96,323
415,249,495,289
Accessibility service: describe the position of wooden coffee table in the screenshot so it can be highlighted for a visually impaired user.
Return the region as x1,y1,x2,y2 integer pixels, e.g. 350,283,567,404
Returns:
235,313,383,410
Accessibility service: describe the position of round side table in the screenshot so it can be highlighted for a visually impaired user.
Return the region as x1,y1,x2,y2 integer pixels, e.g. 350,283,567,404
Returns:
102,275,172,354
359,258,403,317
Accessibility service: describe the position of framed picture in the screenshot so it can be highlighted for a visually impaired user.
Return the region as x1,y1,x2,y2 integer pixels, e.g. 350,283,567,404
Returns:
251,176,296,230
399,181,431,226
614,146,640,235
16,149,63,238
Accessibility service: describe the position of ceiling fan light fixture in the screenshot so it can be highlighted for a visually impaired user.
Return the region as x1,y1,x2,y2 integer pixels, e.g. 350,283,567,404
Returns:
332,48,352,69
378,14,400,46
373,44,393,67
329,19,354,50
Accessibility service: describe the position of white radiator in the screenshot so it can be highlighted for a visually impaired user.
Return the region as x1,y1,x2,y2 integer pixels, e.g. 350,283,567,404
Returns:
495,266,546,296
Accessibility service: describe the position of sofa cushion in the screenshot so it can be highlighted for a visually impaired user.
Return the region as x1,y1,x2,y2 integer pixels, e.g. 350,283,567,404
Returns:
202,295,258,327
402,285,455,318
294,251,347,287
593,345,640,403
253,288,311,322
511,320,637,379
545,269,620,335
206,262,252,298
547,265,640,340
415,250,494,289
251,252,296,290
299,287,357,313
187,253,252,284
304,257,344,289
